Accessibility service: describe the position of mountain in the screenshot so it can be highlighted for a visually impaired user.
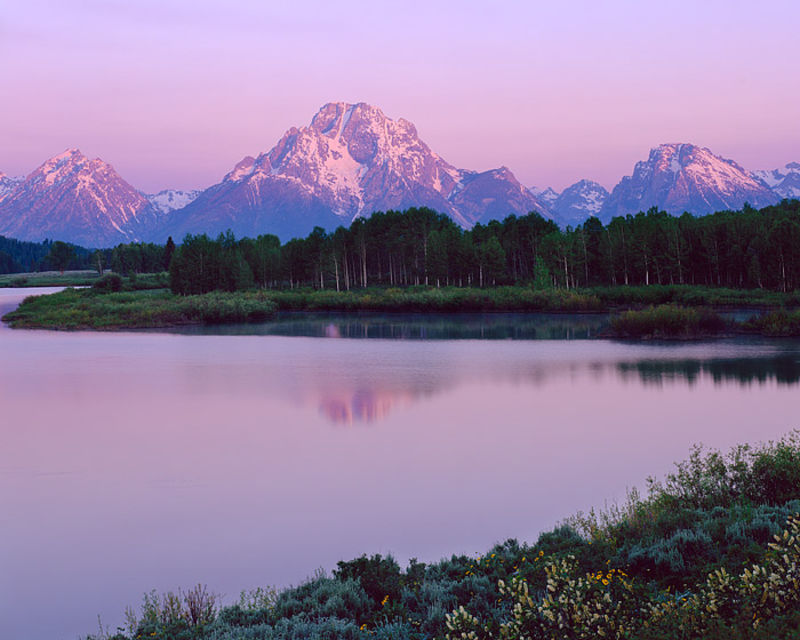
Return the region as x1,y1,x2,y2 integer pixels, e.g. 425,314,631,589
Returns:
0,173,24,203
145,189,201,215
598,143,779,222
752,162,800,200
550,180,609,227
529,186,559,208
0,149,158,247
160,102,551,241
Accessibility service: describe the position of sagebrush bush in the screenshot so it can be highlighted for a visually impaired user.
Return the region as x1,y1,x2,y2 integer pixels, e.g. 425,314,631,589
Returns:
86,433,800,640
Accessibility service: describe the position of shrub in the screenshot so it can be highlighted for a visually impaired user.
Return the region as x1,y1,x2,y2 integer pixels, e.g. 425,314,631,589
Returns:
610,304,727,339
444,514,800,640
92,273,124,293
744,309,800,336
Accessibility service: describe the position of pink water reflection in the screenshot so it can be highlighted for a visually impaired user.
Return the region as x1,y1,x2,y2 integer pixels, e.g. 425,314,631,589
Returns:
1,289,799,639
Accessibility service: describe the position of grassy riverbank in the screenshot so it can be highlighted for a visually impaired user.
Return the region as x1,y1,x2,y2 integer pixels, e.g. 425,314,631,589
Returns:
253,284,800,313
0,269,102,288
609,304,730,339
2,287,276,329
87,432,800,640
0,270,170,289
3,284,800,332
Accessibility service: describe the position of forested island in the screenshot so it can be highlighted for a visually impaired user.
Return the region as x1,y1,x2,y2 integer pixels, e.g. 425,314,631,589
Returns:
3,200,800,332
85,433,800,640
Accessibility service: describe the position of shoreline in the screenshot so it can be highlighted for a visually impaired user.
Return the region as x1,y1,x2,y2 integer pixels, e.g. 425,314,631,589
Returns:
3,286,799,337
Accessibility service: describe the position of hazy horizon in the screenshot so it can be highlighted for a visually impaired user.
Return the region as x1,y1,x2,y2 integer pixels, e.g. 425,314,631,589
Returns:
2,1,798,193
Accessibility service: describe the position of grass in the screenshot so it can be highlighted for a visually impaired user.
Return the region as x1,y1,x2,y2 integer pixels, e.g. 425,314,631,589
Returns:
252,284,800,314
609,304,729,339
4,283,800,333
0,270,102,288
742,309,800,336
586,284,800,308
2,288,277,330
267,286,606,313
85,432,800,640
0,270,170,289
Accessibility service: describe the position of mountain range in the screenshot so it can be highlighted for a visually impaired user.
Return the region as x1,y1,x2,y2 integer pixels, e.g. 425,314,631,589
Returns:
0,102,795,247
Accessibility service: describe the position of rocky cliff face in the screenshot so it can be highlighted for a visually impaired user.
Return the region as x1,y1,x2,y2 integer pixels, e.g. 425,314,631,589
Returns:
0,149,157,246
753,162,800,200
145,189,201,215
549,180,609,226
0,173,24,203
598,143,779,222
1,127,795,247
161,102,551,240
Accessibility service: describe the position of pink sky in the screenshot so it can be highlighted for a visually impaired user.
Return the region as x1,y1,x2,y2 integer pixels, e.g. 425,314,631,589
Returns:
2,0,798,192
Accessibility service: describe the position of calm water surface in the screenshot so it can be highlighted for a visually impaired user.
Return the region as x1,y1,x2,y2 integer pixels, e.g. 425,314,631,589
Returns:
1,288,798,639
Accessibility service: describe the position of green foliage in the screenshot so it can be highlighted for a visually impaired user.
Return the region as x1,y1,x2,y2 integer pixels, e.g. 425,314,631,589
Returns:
170,232,255,294
110,241,166,276
266,286,603,313
91,273,123,293
445,514,800,639
0,269,101,288
744,309,800,336
6,200,800,293
84,433,800,640
111,584,219,640
610,304,727,338
139,202,800,312
0,235,94,273
45,240,75,273
164,236,176,271
334,554,403,606
2,288,277,329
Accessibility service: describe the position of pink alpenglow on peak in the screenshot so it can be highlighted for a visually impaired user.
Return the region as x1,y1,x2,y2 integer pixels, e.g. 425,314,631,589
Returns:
0,149,158,247
0,172,24,203
752,162,800,200
598,143,779,222
144,189,201,216
161,102,553,241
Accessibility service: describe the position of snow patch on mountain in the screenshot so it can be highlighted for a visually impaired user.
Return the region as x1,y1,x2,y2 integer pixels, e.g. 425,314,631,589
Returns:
0,149,157,246
162,101,548,240
0,173,24,202
599,143,778,221
145,189,201,215
545,180,609,226
529,186,559,207
753,162,800,199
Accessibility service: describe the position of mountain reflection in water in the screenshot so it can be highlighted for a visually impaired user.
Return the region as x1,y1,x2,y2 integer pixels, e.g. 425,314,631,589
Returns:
3,291,800,640
168,313,800,424
314,353,800,425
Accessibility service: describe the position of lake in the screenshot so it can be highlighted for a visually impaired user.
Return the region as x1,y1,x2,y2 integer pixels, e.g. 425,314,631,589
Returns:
1,288,798,639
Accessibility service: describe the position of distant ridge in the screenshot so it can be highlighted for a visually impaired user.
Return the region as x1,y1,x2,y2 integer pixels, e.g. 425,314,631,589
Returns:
0,149,158,247
159,102,552,241
0,111,796,245
597,143,779,222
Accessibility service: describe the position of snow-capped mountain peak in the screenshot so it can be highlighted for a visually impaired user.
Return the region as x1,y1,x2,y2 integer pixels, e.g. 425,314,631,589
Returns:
598,143,778,221
161,101,549,240
529,186,559,207
0,172,24,203
552,180,609,226
0,149,157,246
145,189,201,215
752,162,800,199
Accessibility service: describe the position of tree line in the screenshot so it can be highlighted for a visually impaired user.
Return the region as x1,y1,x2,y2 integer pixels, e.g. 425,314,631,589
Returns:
17,199,794,293
164,200,800,294
0,236,94,274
